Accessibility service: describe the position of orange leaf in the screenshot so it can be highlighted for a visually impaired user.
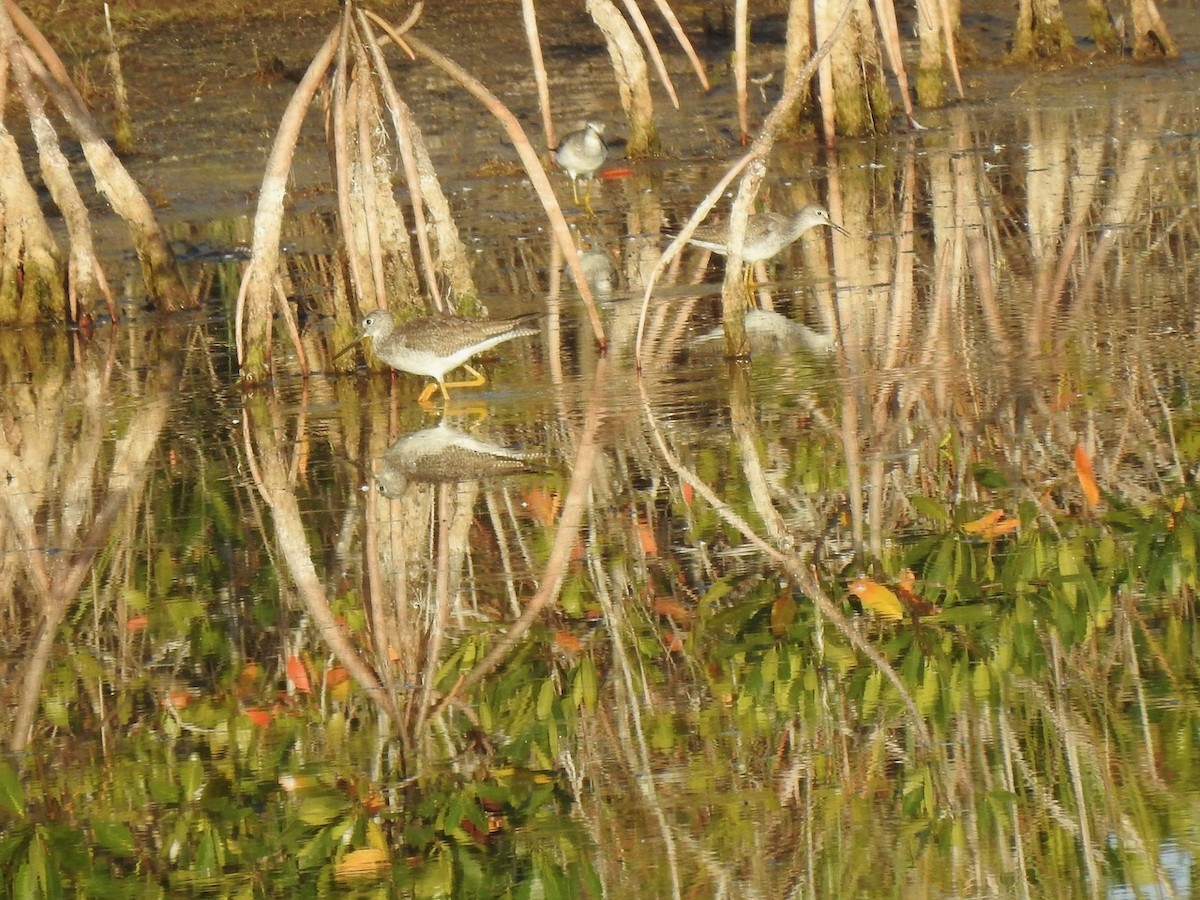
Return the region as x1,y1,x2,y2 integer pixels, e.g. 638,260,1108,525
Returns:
325,665,350,688
962,509,1004,534
662,629,683,652
962,509,1020,539
243,706,272,727
125,614,148,633
554,631,582,654
848,578,904,621
1074,443,1100,507
681,481,694,505
165,689,192,709
287,656,311,694
636,518,659,556
597,166,634,180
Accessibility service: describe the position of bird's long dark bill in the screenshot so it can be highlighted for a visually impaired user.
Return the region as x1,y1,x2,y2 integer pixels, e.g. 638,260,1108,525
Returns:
332,334,365,361
831,222,851,236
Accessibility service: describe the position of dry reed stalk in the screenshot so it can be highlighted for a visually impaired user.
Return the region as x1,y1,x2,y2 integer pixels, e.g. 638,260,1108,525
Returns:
637,377,934,749
350,58,390,315
242,401,400,723
649,0,709,90
398,32,608,349
633,152,756,367
815,1,838,145
521,0,555,150
938,0,965,95
360,10,448,310
619,0,680,109
0,125,60,323
735,0,748,141
585,0,659,156
15,38,187,309
871,0,920,124
235,26,339,374
431,358,611,711
9,44,114,322
330,8,373,312
103,3,133,155
1,2,186,313
3,0,87,110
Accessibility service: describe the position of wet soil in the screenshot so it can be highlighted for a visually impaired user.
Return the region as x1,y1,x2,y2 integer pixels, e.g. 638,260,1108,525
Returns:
23,0,1200,247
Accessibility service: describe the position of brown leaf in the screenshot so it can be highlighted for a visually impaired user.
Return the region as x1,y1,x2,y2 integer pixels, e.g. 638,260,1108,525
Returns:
653,597,693,623
894,570,942,618
771,593,797,636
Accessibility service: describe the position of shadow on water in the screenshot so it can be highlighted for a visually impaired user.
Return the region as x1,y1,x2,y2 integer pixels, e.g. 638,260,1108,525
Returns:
3,69,1200,896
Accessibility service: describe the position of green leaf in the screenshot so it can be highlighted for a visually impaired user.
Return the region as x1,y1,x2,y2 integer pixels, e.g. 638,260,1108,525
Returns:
155,548,175,596
536,679,556,721
970,463,1008,490
578,657,597,711
91,822,136,857
121,587,149,614
297,789,351,827
296,825,337,871
560,576,584,618
0,761,25,817
910,495,950,526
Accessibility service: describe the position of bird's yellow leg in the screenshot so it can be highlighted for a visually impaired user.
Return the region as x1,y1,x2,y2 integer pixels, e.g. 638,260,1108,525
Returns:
571,178,580,204
417,381,441,404
443,364,488,390
742,265,759,308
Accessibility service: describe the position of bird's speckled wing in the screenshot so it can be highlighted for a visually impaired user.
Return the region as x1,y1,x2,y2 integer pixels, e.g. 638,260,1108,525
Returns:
395,316,530,355
743,212,791,244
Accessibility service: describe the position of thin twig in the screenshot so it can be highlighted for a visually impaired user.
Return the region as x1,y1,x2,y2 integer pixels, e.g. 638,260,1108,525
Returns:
649,0,709,90
619,0,680,109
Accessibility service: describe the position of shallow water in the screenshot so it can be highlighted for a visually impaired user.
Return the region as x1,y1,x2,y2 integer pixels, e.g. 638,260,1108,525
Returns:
4,5,1200,896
